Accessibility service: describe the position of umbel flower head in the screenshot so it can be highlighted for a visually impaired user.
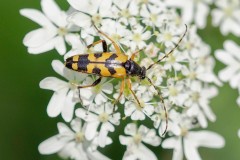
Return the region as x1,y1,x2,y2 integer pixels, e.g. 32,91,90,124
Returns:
21,0,226,160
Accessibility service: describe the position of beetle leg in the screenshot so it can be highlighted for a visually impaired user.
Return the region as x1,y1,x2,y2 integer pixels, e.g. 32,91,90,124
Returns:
76,77,102,89
127,78,142,108
87,40,108,52
130,48,144,60
71,77,102,106
93,24,122,55
112,78,125,114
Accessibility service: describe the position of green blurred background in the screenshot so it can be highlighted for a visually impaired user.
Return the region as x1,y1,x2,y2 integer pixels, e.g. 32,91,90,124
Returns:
0,1,240,160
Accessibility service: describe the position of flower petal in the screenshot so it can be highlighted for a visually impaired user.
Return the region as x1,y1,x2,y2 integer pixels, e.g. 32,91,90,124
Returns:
218,66,238,82
87,150,111,160
131,110,145,120
184,138,201,160
41,0,67,27
85,121,100,140
162,137,183,160
39,77,68,91
70,118,83,132
47,88,68,117
102,83,113,94
67,0,82,10
188,131,225,148
124,123,137,136
95,93,107,105
142,129,161,146
137,143,158,160
195,2,209,28
51,60,67,78
62,90,77,122
124,102,136,116
38,135,66,155
27,39,56,54
98,123,114,147
215,49,238,66
225,40,240,61
20,9,55,28
237,95,240,106
68,12,91,28
23,28,56,48
67,0,99,13
54,36,66,55
119,135,132,145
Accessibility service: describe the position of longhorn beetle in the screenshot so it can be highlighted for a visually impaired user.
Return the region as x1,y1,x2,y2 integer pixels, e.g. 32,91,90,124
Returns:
65,24,187,135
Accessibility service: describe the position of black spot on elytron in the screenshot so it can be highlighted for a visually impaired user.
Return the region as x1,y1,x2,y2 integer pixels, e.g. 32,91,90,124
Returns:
108,67,116,75
65,57,74,69
92,67,101,75
94,53,102,58
106,54,118,62
77,54,90,72
105,63,117,75
102,40,108,52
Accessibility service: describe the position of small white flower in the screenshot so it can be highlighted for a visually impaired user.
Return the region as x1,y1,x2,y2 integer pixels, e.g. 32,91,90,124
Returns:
20,0,78,55
119,123,161,160
212,0,240,36
185,81,218,127
124,90,155,121
144,42,160,58
38,118,111,160
181,25,209,59
140,4,164,27
180,25,221,87
162,50,187,71
165,0,213,28
100,19,131,50
80,77,113,105
76,102,120,147
112,0,139,25
181,60,222,86
156,24,182,48
67,0,113,27
215,40,240,90
140,57,166,86
125,24,151,51
162,78,188,106
39,60,86,122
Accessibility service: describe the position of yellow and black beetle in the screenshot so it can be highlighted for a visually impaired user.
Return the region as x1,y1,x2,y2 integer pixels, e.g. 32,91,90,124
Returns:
65,24,187,135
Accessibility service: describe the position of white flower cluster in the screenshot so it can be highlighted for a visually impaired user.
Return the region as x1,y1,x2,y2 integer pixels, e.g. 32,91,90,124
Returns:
215,40,240,106
165,0,240,146
21,0,227,160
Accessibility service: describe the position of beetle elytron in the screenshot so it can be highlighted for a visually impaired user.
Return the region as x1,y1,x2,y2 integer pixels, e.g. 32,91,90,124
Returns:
65,24,187,135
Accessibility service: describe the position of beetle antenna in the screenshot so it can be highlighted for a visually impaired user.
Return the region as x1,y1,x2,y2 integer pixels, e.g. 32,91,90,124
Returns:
146,77,168,136
146,24,188,70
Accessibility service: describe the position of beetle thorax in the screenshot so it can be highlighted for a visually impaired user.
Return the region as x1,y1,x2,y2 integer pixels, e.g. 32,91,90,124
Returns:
124,60,146,79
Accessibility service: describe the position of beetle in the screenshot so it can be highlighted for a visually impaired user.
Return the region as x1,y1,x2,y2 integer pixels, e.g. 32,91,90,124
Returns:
65,24,187,135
